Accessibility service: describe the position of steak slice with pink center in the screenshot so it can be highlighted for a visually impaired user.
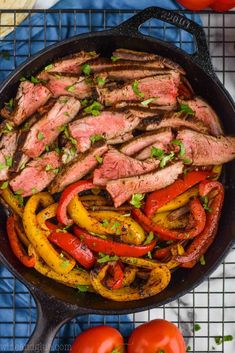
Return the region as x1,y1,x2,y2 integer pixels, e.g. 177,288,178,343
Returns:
23,97,81,158
0,131,17,180
10,151,61,197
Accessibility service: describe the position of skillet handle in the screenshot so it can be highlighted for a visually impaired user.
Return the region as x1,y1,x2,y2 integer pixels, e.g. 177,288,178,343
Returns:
114,6,215,78
22,289,85,353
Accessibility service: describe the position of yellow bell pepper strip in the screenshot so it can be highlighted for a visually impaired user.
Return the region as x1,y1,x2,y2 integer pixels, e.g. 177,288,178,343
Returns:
23,192,75,274
28,245,92,288
37,203,58,231
80,195,108,206
156,186,199,213
1,187,24,217
122,267,138,287
152,211,188,230
163,244,185,270
212,165,222,179
90,263,171,301
91,211,145,245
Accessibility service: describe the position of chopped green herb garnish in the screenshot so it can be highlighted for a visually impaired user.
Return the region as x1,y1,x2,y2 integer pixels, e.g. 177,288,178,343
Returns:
5,156,12,167
97,254,119,264
194,323,201,332
59,97,69,104
60,260,70,269
160,152,175,168
55,147,61,155
31,187,38,194
30,76,46,84
95,155,103,164
215,335,233,345
200,255,206,266
53,168,61,174
179,103,194,115
111,346,124,353
64,111,70,117
111,221,121,232
0,181,8,190
5,99,14,111
45,146,50,152
151,146,165,159
130,193,145,208
96,76,106,87
62,126,77,146
89,51,97,56
37,131,44,141
144,231,154,245
132,80,144,98
22,122,30,132
15,189,23,195
102,219,109,227
45,164,53,172
111,55,120,62
141,98,154,107
172,139,186,157
44,64,53,71
15,194,24,207
147,251,152,259
84,101,102,116
0,50,10,60
0,164,5,171
183,158,191,165
202,196,212,213
90,232,107,239
90,134,105,144
81,98,89,106
65,84,76,92
82,63,91,76
76,285,90,292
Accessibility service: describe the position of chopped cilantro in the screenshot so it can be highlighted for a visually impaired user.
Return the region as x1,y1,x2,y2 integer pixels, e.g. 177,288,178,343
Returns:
90,134,105,144
96,76,106,87
200,255,206,266
0,164,5,171
4,156,12,167
215,335,233,345
81,99,89,106
64,111,70,117
45,146,50,152
151,146,165,159
65,84,76,92
15,189,23,195
102,219,109,227
147,251,152,259
111,221,121,233
45,164,53,172
44,64,53,71
95,155,103,164
0,181,8,190
29,76,47,84
160,152,175,168
76,285,90,292
144,231,154,245
183,158,191,165
5,99,14,111
172,139,186,157
53,168,61,174
132,80,144,98
60,260,70,269
59,97,69,104
37,131,44,141
179,103,194,115
97,254,119,264
201,196,212,213
22,122,30,132
84,101,102,116
194,324,201,332
55,147,61,155
31,187,38,194
141,98,154,107
111,55,120,62
82,63,91,76
130,193,145,208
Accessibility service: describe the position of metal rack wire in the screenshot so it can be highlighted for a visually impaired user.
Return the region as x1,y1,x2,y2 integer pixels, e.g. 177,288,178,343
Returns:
0,8,235,353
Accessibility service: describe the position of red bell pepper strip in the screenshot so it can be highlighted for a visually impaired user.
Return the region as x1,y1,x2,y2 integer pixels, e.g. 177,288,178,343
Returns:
106,261,124,290
6,215,35,268
144,171,211,217
132,198,206,241
154,243,178,260
176,180,224,267
57,180,94,225
73,226,156,257
46,221,95,269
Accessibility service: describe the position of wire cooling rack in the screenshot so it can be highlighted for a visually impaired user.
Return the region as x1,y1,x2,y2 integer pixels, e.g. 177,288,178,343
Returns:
0,8,235,353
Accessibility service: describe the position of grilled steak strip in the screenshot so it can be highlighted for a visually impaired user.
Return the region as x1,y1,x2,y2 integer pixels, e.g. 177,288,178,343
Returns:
179,97,223,136
49,142,108,193
177,129,235,166
120,128,173,156
23,97,81,158
0,132,17,181
69,110,140,152
106,161,184,207
43,51,99,74
135,142,167,161
138,111,209,134
95,67,172,81
108,132,133,145
10,151,61,197
99,72,180,107
93,147,159,186
1,82,51,126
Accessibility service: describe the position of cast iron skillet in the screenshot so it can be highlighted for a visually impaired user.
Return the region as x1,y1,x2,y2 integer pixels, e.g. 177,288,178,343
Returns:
0,7,235,353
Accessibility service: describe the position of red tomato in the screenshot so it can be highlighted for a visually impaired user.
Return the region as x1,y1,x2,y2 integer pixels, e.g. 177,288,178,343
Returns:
69,326,125,353
176,0,214,10
211,0,235,11
127,319,186,353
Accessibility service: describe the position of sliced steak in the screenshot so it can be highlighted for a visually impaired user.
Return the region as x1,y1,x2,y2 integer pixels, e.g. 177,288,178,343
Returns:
113,49,185,74
177,129,235,166
138,111,209,134
99,72,180,107
42,73,92,99
1,82,51,126
44,51,99,74
93,148,159,186
69,110,139,152
23,97,81,158
10,151,60,196
120,128,173,156
179,97,223,136
106,161,184,207
95,67,171,81
49,142,108,193
108,132,133,145
0,132,17,180
135,142,167,161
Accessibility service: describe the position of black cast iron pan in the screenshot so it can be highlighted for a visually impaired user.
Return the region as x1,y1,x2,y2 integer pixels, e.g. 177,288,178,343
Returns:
0,7,235,353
